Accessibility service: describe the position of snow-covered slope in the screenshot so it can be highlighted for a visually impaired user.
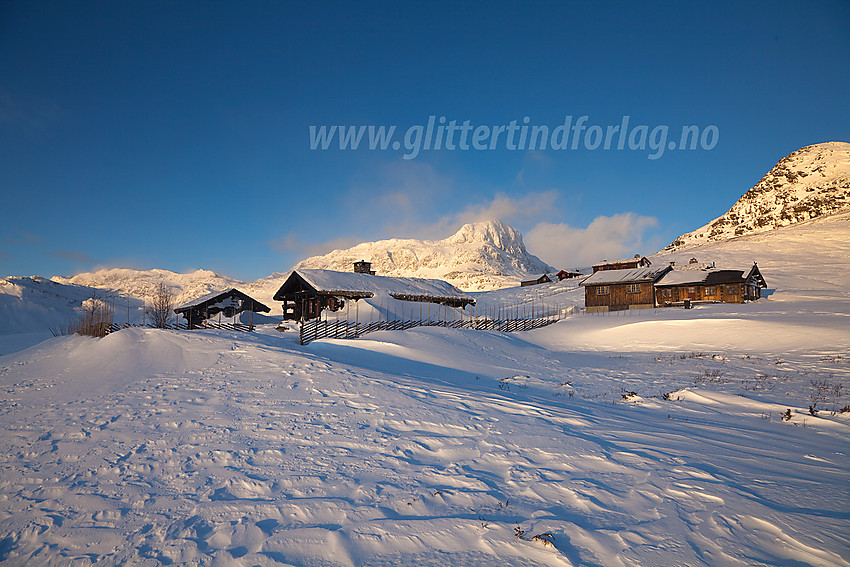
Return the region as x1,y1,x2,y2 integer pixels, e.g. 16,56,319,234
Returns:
0,276,144,355
1,210,848,565
53,267,244,306
667,141,850,249
293,220,555,291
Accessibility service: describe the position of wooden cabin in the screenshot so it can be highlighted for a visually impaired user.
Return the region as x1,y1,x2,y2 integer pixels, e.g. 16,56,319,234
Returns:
556,269,583,280
520,274,553,287
273,269,475,321
580,266,672,313
654,263,767,306
592,255,652,273
174,288,271,328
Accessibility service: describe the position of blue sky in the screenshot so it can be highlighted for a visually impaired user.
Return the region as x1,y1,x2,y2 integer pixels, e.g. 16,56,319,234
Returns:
1,1,849,280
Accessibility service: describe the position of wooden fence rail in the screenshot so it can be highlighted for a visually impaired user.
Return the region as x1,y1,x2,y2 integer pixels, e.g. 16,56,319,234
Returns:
105,321,256,335
299,305,578,345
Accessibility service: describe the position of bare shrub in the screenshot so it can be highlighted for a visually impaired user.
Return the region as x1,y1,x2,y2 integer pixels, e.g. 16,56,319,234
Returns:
531,532,555,547
146,282,175,328
809,377,845,410
694,369,727,385
740,374,776,391
48,321,70,337
72,297,114,337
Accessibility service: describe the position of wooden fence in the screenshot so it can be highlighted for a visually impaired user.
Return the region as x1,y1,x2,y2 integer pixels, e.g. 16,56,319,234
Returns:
299,305,578,345
105,320,256,334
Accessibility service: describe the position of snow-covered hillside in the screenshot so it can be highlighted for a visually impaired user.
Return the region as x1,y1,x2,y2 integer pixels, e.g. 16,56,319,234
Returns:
0,276,140,355
1,210,849,565
53,268,245,307
294,220,555,291
667,141,850,249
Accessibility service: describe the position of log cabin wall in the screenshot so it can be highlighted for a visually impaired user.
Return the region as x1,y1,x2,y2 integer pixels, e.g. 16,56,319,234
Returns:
655,283,745,306
585,281,655,312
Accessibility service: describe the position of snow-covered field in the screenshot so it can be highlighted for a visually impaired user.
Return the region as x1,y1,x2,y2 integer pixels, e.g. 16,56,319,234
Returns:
1,214,849,566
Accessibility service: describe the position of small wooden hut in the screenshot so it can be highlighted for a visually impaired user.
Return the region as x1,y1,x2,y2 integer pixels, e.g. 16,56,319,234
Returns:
556,269,584,280
174,288,270,328
520,274,553,287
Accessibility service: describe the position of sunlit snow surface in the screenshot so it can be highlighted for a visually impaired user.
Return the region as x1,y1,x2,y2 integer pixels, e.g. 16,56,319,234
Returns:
1,214,849,566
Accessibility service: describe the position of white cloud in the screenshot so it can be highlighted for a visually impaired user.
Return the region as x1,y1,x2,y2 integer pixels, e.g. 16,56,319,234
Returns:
51,250,97,264
525,213,659,269
452,191,559,226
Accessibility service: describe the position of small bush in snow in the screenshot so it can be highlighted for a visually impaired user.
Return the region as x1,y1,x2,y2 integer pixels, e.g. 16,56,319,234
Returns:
694,369,727,385
531,532,555,548
68,297,114,338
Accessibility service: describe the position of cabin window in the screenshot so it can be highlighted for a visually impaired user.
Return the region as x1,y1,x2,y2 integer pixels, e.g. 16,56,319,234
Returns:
706,286,716,296
727,285,737,294
661,288,671,298
626,284,641,294
688,286,696,294
596,286,610,296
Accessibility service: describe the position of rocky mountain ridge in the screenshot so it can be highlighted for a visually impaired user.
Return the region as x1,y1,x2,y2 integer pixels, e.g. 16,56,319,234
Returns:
667,141,850,249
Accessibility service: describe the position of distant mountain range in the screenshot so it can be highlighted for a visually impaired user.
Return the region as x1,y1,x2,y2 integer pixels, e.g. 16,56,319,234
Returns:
667,141,850,249
52,268,243,307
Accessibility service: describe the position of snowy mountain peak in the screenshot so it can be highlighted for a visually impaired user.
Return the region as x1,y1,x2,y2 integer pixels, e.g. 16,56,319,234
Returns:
446,219,523,250
667,141,850,249
293,220,554,291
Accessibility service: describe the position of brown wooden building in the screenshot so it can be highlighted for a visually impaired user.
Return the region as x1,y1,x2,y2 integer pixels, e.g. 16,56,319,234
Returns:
273,268,474,321
592,255,651,273
580,266,672,313
556,269,584,280
654,263,767,306
520,274,553,287
174,288,271,328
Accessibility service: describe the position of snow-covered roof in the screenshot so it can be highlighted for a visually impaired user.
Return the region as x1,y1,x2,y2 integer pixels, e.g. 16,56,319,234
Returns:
593,256,650,267
277,269,470,300
655,269,746,287
522,274,552,281
580,266,671,286
175,288,270,312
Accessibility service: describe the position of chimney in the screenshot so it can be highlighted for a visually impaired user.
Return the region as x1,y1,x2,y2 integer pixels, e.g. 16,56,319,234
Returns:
353,260,375,275
669,261,676,267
